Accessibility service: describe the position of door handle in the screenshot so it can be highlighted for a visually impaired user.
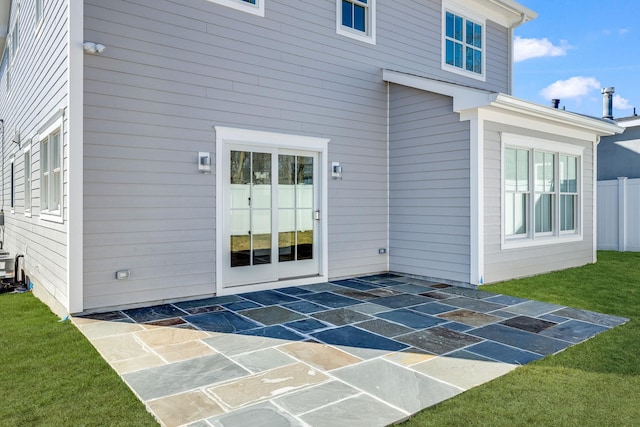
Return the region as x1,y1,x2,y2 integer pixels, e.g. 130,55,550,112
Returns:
314,210,320,221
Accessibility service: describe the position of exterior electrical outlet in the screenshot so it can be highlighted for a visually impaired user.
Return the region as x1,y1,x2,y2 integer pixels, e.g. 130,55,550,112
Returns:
115,270,131,280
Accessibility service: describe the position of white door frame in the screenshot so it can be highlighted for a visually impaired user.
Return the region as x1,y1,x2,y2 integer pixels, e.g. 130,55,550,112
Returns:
215,126,329,295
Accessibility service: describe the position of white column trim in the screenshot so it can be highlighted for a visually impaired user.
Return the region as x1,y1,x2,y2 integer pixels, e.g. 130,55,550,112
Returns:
468,112,484,285
618,176,627,252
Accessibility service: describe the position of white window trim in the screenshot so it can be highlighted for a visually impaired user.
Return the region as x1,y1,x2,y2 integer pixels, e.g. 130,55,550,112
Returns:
206,0,265,17
10,6,19,66
39,115,64,224
24,142,32,217
441,0,486,82
501,133,584,250
336,0,376,45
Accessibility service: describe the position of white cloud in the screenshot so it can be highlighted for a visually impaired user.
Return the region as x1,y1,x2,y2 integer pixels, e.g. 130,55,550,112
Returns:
613,94,633,110
540,76,601,100
513,36,569,62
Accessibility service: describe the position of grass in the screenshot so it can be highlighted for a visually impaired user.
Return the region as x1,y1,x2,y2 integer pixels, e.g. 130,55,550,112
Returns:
0,293,158,426
400,251,640,426
1,251,638,426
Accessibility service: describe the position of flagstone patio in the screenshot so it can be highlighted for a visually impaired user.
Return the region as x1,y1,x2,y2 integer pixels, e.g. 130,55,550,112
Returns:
72,274,627,427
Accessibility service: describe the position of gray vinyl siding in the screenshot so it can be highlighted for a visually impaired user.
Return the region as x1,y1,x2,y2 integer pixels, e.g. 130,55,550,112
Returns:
81,0,509,309
388,84,471,283
0,0,69,304
483,121,595,283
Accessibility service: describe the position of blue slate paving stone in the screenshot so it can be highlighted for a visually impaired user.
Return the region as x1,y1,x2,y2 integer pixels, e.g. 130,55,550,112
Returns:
221,301,262,312
330,279,379,291
239,325,305,341
123,304,188,323
395,326,482,355
358,273,402,282
300,292,363,309
488,310,519,319
364,288,405,298
410,302,458,315
311,308,372,326
539,313,569,324
376,308,447,329
77,311,127,321
240,290,300,306
355,319,414,338
485,294,530,306
440,287,499,299
465,341,543,365
539,320,609,343
440,321,474,332
301,282,343,292
469,324,571,356
311,325,408,352
184,311,261,333
374,294,433,309
549,307,628,328
184,305,226,315
274,286,314,296
418,291,453,300
442,296,505,313
331,288,380,300
282,300,329,314
174,295,243,310
284,318,330,333
507,300,565,317
239,306,305,325
500,316,557,333
387,283,435,294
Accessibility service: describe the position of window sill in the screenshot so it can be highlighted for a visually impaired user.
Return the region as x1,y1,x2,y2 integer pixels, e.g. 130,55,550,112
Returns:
336,27,376,45
205,0,264,17
442,63,485,82
502,234,583,250
40,212,64,224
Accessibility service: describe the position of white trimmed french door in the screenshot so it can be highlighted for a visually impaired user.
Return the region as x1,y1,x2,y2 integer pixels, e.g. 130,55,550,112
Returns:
215,127,329,294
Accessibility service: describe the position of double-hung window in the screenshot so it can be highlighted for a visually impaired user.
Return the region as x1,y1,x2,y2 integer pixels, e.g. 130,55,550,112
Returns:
442,3,484,80
337,0,376,44
205,0,264,17
40,117,63,221
503,134,582,247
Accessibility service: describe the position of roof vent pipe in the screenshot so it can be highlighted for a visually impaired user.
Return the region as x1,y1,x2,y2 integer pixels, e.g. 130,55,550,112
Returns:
551,99,560,109
602,87,615,119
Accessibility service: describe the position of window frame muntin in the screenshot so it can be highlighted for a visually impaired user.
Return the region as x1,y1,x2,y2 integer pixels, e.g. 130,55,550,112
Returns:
336,0,376,45
501,134,584,249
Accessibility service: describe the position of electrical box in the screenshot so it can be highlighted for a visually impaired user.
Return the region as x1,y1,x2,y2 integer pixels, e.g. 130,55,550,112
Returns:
199,152,212,173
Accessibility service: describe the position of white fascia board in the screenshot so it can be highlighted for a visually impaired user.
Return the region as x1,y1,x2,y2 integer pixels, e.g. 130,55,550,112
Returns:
486,94,624,136
445,0,536,28
382,70,494,111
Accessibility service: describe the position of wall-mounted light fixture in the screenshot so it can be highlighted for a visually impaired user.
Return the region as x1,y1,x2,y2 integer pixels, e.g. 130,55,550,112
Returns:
199,152,212,173
11,129,20,145
331,161,342,180
83,41,106,55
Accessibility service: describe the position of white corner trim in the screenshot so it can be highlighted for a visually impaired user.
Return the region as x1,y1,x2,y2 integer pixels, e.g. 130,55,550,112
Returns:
67,2,84,314
469,112,485,285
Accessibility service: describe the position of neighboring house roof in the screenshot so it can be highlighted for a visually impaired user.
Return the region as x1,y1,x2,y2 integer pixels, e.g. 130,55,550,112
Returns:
383,69,623,137
616,115,640,128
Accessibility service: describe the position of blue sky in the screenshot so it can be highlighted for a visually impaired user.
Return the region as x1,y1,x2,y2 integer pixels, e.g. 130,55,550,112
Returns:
513,0,639,119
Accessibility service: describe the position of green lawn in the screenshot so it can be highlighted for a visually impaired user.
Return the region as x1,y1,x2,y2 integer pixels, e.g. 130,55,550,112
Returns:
401,251,640,426
0,293,158,426
1,252,638,426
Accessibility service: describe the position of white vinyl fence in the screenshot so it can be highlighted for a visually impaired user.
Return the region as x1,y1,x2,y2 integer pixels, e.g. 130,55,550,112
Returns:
597,177,640,251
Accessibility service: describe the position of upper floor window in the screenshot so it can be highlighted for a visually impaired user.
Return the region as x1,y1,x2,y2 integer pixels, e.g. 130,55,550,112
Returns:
336,0,376,45
206,0,264,17
442,2,485,81
503,134,583,248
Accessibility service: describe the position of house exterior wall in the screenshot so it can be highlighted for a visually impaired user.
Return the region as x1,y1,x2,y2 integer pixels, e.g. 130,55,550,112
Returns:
598,125,640,180
483,121,596,283
81,0,511,310
0,0,69,311
388,83,471,283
